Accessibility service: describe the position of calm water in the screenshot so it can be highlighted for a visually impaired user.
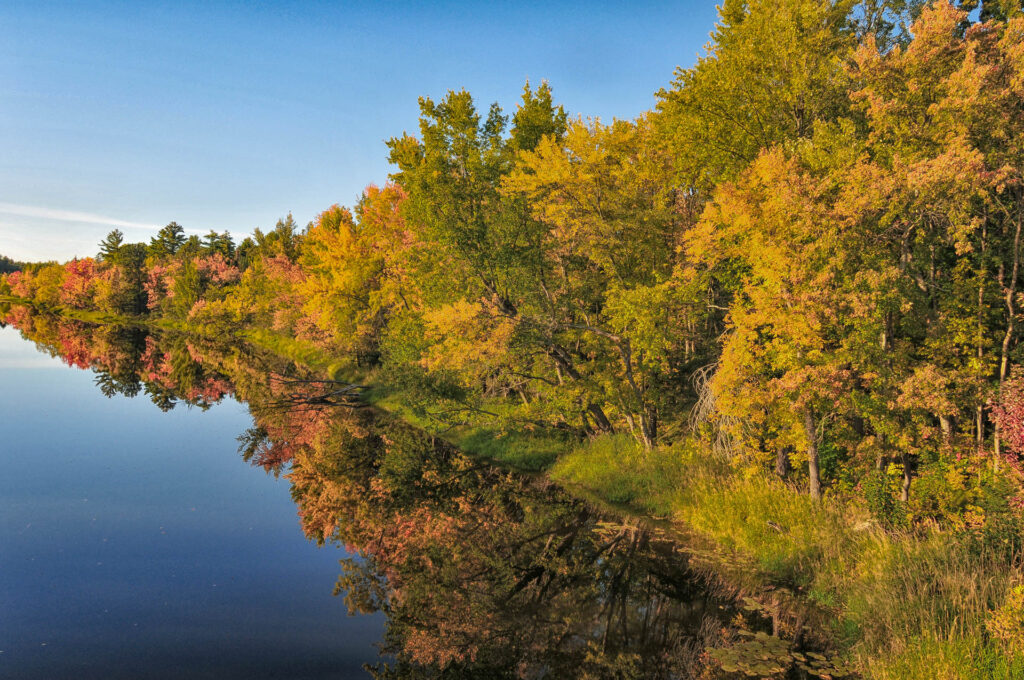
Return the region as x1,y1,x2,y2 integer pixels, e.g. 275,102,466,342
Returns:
0,323,382,679
0,308,756,679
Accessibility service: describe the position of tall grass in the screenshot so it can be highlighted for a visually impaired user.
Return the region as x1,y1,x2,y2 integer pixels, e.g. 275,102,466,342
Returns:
860,634,1024,680
840,533,1011,647
549,433,1024,679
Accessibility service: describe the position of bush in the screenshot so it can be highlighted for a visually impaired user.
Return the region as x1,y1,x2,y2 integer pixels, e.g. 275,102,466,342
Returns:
863,468,907,529
988,584,1024,653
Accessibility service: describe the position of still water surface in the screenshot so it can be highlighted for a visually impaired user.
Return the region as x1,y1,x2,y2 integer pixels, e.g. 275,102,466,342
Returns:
0,323,381,679
0,310,745,679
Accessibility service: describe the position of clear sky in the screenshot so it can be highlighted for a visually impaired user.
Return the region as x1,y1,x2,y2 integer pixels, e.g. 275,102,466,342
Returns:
0,0,721,263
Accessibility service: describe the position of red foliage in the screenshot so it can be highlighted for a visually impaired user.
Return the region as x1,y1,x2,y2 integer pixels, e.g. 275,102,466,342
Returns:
195,253,241,285
7,271,31,298
3,304,33,329
263,254,304,285
140,335,174,381
991,377,1024,474
56,324,92,369
144,264,175,310
59,258,99,309
184,377,233,404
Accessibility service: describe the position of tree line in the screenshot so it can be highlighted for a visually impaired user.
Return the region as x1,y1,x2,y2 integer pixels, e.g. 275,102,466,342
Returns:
0,254,26,274
4,0,1024,512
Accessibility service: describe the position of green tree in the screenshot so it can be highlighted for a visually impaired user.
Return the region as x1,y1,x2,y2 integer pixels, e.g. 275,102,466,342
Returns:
0,254,23,275
386,85,648,439
202,230,235,258
99,242,148,315
170,259,202,318
656,0,856,191
502,116,691,447
98,229,125,263
508,81,567,152
251,214,303,261
959,0,1022,21
147,222,186,260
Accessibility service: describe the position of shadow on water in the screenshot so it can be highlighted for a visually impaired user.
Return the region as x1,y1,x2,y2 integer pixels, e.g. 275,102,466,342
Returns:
2,303,852,679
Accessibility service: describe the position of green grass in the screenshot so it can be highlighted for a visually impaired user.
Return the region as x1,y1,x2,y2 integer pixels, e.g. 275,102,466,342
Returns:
550,434,682,514
455,428,567,471
1,298,136,326
860,634,1024,680
546,433,1024,679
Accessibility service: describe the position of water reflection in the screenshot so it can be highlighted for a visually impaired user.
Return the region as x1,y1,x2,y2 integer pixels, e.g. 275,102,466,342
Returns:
3,305,752,679
290,414,733,678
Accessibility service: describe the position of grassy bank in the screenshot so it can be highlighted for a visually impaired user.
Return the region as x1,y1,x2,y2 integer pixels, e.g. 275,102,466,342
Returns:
239,327,340,376
329,359,1024,677
540,436,1024,679
129,322,1024,678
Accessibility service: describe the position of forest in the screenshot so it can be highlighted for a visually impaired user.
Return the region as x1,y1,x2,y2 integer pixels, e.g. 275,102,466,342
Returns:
0,253,25,274
4,1,1024,677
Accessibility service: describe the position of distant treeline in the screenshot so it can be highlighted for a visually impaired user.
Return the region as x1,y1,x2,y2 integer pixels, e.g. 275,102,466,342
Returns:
0,254,24,274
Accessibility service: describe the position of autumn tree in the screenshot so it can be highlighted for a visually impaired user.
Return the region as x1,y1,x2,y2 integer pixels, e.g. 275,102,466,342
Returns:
851,2,1024,467
501,115,693,447
301,184,411,361
59,258,99,309
656,0,857,192
687,3,1024,501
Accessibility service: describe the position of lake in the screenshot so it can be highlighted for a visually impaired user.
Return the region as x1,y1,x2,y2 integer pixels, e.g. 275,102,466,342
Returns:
0,307,742,679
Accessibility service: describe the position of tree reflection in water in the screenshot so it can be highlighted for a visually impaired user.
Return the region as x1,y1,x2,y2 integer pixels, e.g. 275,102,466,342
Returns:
288,412,733,678
4,306,754,679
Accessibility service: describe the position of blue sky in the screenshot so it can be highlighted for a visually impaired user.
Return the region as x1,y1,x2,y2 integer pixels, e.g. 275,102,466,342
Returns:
0,1,720,262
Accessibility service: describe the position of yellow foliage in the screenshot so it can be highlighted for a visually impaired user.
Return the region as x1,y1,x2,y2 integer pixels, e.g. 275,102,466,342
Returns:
419,300,515,375
988,585,1024,652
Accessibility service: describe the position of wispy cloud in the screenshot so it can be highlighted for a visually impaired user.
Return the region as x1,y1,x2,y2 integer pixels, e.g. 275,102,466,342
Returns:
0,202,162,232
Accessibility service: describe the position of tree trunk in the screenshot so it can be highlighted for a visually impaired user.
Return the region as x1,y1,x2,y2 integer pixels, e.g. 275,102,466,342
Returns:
978,218,990,460
547,342,613,436
900,451,913,503
996,203,1021,464
977,404,985,449
639,410,657,450
775,447,791,479
939,415,953,442
802,409,821,501
588,403,614,434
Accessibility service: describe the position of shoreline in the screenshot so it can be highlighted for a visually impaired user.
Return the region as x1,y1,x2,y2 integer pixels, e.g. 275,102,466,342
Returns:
0,299,886,674
5,299,1023,678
